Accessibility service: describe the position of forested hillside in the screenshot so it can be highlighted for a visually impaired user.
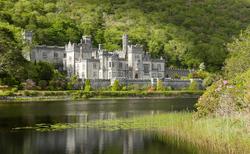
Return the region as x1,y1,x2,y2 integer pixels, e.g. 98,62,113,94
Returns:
1,0,250,71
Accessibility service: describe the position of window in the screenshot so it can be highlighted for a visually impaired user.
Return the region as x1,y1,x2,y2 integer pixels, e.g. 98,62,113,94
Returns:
152,63,157,70
93,63,97,69
143,64,150,74
42,52,47,59
93,72,97,77
157,64,161,71
109,62,112,68
54,52,58,58
119,62,123,69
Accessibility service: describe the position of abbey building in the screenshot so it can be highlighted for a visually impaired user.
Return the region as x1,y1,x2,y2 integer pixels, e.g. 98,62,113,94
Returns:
30,34,165,80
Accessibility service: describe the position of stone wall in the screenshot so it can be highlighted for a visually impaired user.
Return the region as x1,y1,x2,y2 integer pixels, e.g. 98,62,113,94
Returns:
116,79,152,87
163,79,203,90
83,78,203,90
84,79,110,89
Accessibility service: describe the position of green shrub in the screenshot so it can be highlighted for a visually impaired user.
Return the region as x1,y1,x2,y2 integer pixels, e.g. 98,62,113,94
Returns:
0,90,14,96
84,79,91,92
38,80,48,90
111,80,120,91
196,69,250,118
189,71,209,79
174,73,180,79
202,73,218,88
11,87,18,93
23,90,39,96
156,80,165,91
121,85,127,91
67,75,80,90
127,84,147,91
49,79,67,90
0,77,19,86
189,80,199,91
165,86,172,91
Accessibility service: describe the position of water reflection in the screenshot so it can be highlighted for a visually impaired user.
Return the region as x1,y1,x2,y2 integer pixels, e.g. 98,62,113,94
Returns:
0,98,197,154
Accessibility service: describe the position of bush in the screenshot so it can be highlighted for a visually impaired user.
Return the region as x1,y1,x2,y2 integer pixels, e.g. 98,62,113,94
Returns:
24,79,36,90
11,87,18,93
84,79,91,92
156,79,165,91
174,73,180,79
189,80,199,90
23,90,39,96
0,77,19,86
196,69,250,118
121,85,127,91
189,71,209,79
38,80,48,90
49,79,67,90
111,80,120,91
202,73,218,88
0,90,14,97
67,75,81,90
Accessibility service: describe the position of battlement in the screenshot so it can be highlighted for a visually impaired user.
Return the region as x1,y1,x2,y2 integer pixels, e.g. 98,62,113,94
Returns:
35,45,65,50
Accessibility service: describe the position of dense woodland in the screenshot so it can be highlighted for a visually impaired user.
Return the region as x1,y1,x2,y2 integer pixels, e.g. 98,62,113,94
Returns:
1,0,250,69
0,0,250,94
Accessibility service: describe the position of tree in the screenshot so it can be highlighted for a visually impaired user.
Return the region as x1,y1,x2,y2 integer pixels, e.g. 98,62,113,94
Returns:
224,27,250,78
0,22,27,85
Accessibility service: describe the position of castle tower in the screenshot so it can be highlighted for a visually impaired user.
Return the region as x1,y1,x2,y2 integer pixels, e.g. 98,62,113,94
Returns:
122,34,128,59
82,36,92,48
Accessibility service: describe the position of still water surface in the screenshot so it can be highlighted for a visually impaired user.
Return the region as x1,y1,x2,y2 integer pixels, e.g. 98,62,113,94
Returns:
0,98,197,154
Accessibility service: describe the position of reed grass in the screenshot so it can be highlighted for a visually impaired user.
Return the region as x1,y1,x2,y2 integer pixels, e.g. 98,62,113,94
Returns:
13,112,250,153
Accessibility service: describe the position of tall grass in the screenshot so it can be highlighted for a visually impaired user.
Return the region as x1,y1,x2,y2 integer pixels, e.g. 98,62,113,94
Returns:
15,112,250,153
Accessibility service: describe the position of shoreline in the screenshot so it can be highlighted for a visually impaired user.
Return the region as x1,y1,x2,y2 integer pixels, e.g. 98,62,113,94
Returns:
0,90,203,102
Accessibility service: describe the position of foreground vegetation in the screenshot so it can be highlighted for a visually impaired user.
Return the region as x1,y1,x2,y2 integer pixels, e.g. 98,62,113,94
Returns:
196,26,250,118
14,112,250,153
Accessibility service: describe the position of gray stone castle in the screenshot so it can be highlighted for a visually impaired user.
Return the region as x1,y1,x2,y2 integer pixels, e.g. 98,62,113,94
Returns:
31,34,165,80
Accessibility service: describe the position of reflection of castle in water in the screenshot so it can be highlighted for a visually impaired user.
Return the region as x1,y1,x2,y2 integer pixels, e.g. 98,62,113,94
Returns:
64,127,145,154
64,112,150,154
24,112,161,154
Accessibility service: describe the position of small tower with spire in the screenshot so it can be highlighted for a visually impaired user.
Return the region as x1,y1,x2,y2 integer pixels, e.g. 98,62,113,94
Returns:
122,34,128,59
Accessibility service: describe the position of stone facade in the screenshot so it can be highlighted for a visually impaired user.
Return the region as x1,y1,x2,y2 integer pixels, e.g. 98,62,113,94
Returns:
31,45,65,70
64,34,165,80
29,33,195,81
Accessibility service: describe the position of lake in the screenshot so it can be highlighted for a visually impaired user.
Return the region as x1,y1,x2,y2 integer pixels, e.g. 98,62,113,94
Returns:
0,98,197,154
